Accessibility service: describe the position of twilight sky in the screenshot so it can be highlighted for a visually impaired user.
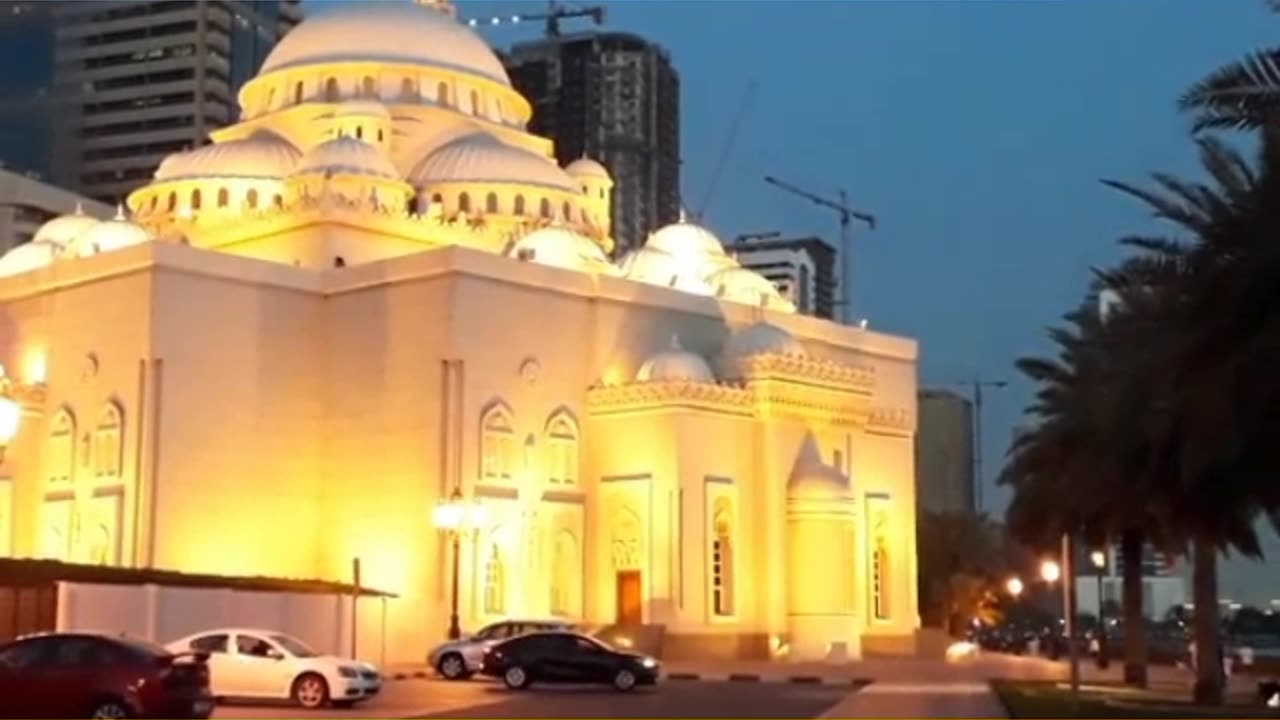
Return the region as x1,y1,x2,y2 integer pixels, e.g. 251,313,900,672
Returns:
316,0,1279,598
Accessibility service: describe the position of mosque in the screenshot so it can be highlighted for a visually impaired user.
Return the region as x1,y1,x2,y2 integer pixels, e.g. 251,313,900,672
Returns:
0,0,920,662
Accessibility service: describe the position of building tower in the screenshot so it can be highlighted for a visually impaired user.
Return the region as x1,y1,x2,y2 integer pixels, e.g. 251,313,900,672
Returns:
0,0,302,204
503,32,680,255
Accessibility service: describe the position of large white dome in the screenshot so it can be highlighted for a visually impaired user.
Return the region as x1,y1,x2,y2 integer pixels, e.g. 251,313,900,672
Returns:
409,134,577,192
259,2,510,87
32,206,100,249
154,132,301,181
707,265,795,311
66,208,150,258
0,240,61,278
647,220,728,259
509,227,615,275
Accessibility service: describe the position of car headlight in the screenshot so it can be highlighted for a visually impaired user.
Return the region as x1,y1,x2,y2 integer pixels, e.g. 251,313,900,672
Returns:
641,657,656,668
338,666,358,678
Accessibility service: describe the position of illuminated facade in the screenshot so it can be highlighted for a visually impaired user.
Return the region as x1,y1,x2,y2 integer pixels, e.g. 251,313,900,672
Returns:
0,0,919,663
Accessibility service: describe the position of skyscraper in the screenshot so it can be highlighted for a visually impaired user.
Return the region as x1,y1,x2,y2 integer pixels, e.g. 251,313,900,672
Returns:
503,32,680,254
0,0,302,204
0,2,59,180
915,389,976,515
727,234,837,319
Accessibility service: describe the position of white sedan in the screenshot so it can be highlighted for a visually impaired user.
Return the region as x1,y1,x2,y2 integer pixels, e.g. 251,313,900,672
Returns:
167,628,381,709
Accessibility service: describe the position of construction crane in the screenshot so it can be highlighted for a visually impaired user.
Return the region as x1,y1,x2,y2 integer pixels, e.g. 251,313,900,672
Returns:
950,377,1009,515
694,80,758,221
762,175,875,324
465,1,605,37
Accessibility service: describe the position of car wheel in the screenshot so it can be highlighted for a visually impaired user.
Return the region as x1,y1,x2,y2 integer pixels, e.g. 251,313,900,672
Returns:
503,666,530,690
292,672,330,709
613,669,637,692
437,652,470,680
88,699,132,719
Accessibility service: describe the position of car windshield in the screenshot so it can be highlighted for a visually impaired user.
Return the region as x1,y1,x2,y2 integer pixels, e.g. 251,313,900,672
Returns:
116,636,172,659
576,634,611,652
270,634,318,658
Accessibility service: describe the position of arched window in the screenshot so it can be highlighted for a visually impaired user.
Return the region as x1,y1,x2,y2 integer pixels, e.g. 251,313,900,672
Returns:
544,411,578,485
149,195,158,212
458,192,471,214
265,87,276,109
246,188,259,210
355,126,363,140
469,89,480,115
272,193,283,209
436,81,450,106
493,98,503,121
485,192,499,214
431,193,443,205
401,77,417,100
513,195,526,215
361,76,376,98
377,129,384,142
324,77,339,101
711,498,735,616
166,192,176,212
539,198,552,219
562,201,572,221
873,536,890,620
483,542,505,614
480,403,515,481
93,402,123,479
216,188,229,208
294,81,304,104
550,531,579,617
46,409,75,486
190,189,202,210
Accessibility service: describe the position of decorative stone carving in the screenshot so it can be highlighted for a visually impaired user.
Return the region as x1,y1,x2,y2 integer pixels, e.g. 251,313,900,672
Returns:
866,407,913,435
519,357,541,386
611,510,642,569
82,353,99,381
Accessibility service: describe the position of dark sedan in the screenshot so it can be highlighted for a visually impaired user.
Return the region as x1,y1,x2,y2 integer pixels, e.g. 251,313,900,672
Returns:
480,631,660,692
0,631,214,719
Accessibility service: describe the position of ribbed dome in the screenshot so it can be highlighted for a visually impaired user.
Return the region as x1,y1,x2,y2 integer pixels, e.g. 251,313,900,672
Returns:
720,322,806,376
258,1,510,87
708,265,795,311
647,220,728,259
293,136,398,179
32,206,100,248
409,134,577,192
565,157,611,181
154,132,300,181
636,335,715,384
0,240,61,278
67,207,150,258
509,227,615,275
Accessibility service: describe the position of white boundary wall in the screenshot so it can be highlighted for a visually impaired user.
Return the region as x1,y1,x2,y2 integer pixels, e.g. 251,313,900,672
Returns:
55,582,395,666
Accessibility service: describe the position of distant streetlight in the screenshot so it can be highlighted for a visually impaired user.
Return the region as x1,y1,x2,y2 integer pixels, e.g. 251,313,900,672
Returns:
1040,559,1061,583
0,373,25,462
1006,577,1025,598
432,488,486,640
1090,550,1106,569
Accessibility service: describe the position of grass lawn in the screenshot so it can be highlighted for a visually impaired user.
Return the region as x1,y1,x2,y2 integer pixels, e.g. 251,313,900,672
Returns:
991,680,1280,719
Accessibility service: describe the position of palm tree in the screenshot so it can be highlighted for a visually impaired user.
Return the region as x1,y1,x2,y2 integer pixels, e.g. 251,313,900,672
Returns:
1180,1,1280,131
1102,133,1280,704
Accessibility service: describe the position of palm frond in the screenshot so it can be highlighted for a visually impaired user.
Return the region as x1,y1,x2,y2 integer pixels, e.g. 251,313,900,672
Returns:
1180,48,1280,132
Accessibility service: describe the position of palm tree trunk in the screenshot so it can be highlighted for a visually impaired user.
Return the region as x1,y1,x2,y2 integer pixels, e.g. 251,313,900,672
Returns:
1192,535,1223,705
1121,529,1148,687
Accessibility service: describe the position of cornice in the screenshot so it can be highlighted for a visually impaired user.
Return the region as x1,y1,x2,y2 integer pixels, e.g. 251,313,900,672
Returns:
587,381,753,417
737,353,876,392
865,406,914,436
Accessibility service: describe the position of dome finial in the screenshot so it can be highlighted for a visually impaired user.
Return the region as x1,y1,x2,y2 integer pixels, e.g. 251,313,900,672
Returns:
670,333,683,350
413,0,457,18
678,207,688,223
73,201,84,216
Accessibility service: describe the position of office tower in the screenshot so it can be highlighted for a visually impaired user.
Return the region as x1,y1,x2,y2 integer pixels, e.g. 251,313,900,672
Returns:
915,389,976,515
0,2,59,180
504,32,680,254
728,234,837,319
0,168,111,252
0,0,302,204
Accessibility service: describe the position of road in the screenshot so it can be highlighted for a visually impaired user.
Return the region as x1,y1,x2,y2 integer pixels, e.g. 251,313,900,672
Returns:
212,676,854,719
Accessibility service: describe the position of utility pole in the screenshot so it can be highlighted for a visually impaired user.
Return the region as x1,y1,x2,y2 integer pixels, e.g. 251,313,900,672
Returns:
952,378,1007,514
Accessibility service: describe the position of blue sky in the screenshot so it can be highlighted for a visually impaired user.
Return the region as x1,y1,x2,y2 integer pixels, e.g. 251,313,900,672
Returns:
314,0,1279,598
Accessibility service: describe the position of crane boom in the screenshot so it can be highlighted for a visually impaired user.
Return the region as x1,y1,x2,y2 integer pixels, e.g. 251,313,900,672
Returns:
465,2,605,36
763,176,875,228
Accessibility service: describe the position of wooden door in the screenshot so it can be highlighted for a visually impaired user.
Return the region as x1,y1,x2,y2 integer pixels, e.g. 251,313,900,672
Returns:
615,570,642,625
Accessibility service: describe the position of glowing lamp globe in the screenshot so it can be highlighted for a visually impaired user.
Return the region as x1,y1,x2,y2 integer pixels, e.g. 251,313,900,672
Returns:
0,394,20,458
1040,560,1061,583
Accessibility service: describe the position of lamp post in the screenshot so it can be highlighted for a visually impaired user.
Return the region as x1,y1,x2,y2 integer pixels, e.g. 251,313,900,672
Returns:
1091,548,1109,669
432,488,486,640
1006,576,1025,599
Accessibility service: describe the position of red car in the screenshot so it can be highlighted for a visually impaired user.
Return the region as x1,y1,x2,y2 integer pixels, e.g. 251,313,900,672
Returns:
0,631,214,719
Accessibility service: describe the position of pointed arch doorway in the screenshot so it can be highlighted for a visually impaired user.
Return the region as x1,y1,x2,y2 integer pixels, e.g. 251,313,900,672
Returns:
612,508,643,625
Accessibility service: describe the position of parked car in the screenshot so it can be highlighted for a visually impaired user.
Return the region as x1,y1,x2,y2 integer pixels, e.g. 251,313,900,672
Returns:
0,631,213,719
428,619,573,680
166,628,380,709
480,630,660,692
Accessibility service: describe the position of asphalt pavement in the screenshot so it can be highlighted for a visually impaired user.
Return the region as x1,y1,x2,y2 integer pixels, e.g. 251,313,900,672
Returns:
212,676,855,719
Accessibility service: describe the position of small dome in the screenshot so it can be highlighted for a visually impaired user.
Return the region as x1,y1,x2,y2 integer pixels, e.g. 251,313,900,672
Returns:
509,227,615,275
707,265,796,312
257,1,510,87
788,436,852,500
720,322,806,376
409,133,577,192
66,207,150,258
32,205,100,249
646,219,729,259
0,240,61,278
293,135,399,179
333,100,392,120
636,335,715,384
617,245,714,295
565,157,611,182
154,132,300,181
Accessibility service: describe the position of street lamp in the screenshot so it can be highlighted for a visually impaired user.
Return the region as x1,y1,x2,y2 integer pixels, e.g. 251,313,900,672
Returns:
0,376,24,462
432,488,486,640
1006,577,1025,598
1091,548,1110,669
1040,559,1061,583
